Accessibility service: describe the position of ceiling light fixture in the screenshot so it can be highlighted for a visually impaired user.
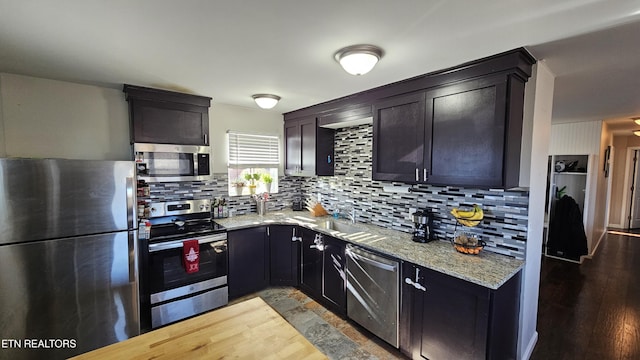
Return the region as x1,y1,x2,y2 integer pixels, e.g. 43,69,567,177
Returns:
252,94,281,109
334,44,384,76
632,117,640,125
635,130,640,137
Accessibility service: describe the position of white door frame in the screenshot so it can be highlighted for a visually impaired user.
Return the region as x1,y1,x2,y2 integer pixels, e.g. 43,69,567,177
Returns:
604,146,614,229
620,146,640,229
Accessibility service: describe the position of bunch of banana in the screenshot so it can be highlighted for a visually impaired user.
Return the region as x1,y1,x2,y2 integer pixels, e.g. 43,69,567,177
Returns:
450,204,484,227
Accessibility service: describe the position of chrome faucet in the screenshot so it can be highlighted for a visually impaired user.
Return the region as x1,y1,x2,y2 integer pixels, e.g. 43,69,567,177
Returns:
343,207,356,224
335,205,357,224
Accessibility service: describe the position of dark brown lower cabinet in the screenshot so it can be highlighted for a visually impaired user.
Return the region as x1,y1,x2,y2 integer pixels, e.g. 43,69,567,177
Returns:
321,236,346,314
401,262,521,360
228,227,269,299
269,225,300,287
299,228,346,315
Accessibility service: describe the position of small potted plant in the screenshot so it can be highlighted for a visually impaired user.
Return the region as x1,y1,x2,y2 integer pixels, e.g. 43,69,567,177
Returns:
231,179,246,196
261,173,273,193
243,173,261,195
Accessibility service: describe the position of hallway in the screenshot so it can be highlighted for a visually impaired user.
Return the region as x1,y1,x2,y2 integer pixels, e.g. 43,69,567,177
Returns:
532,232,640,359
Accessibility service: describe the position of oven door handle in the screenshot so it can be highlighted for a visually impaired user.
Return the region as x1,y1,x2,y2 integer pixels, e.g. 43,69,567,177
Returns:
148,234,227,252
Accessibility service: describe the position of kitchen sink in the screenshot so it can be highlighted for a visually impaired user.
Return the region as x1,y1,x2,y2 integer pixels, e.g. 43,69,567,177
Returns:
318,220,365,234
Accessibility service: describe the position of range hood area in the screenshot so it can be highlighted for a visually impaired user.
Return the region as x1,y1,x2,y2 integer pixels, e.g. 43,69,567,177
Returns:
319,116,373,129
317,103,373,129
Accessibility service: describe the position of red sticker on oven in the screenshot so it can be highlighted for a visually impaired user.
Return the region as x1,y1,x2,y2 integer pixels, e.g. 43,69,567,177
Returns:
182,239,200,273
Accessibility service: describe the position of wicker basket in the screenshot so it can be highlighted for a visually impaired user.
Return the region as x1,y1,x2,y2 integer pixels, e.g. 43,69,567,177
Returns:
452,231,485,255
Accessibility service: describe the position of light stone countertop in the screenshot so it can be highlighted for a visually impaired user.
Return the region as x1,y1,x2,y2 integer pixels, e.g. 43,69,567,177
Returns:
215,210,524,290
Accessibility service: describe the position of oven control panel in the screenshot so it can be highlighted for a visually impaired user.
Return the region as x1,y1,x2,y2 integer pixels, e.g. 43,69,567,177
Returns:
149,199,211,218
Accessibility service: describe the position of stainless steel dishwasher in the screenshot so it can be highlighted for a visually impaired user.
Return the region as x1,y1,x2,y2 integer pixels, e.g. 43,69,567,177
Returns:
345,244,399,348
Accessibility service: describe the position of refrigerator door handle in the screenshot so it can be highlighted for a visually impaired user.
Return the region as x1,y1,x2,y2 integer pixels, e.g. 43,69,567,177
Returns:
129,231,138,284
127,176,137,230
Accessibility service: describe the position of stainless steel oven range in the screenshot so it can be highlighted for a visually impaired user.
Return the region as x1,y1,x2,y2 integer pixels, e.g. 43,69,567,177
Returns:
139,199,228,330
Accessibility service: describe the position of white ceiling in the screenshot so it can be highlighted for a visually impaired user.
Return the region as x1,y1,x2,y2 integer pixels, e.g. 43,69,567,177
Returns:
1,1,639,130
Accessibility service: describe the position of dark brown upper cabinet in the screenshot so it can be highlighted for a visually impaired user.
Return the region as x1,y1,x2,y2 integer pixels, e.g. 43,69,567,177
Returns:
427,75,519,187
372,74,525,188
123,84,212,146
372,57,531,188
284,116,334,177
372,92,427,182
285,48,534,188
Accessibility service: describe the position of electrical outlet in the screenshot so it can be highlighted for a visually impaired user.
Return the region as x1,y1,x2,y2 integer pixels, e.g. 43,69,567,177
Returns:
317,193,322,202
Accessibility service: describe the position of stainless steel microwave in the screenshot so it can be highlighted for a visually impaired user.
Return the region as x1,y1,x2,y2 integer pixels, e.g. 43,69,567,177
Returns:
134,143,211,182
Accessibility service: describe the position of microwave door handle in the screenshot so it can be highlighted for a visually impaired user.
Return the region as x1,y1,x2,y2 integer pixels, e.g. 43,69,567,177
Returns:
148,235,227,252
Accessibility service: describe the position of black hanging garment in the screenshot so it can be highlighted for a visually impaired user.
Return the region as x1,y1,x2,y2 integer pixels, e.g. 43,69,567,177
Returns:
547,195,588,261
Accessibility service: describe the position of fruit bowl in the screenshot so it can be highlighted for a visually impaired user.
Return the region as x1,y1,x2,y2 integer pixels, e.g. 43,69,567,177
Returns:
450,205,483,227
452,231,485,255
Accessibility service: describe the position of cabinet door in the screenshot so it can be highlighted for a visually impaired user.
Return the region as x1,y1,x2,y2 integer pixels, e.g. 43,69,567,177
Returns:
372,92,427,182
228,227,269,299
400,262,423,358
299,117,317,176
131,100,209,146
299,227,322,299
418,267,491,360
269,225,300,286
426,76,508,187
316,127,335,176
284,120,301,175
322,236,346,314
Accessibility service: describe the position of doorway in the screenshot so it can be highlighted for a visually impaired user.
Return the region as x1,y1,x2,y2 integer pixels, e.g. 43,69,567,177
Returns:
621,147,640,229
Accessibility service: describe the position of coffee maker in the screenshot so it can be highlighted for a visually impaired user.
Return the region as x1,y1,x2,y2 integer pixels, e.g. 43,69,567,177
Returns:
412,208,434,243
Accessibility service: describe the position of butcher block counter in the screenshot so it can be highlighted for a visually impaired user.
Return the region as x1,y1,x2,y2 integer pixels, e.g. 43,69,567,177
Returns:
70,297,327,360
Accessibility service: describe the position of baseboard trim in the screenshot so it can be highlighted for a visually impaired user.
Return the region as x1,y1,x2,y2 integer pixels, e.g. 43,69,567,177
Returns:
583,231,606,259
544,253,582,264
608,230,640,238
520,331,538,360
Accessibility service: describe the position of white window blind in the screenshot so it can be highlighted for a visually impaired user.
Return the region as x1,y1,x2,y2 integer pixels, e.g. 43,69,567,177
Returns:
228,131,279,167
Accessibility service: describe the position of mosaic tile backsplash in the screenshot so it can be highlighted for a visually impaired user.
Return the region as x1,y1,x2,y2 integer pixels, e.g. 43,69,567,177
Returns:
300,124,529,260
145,123,529,259
145,175,304,216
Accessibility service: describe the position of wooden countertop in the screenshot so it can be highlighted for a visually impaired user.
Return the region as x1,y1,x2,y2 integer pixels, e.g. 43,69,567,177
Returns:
71,297,327,360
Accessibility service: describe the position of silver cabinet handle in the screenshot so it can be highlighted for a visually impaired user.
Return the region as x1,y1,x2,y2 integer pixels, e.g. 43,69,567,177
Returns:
204,134,208,145
424,168,427,181
311,233,324,250
291,228,301,242
415,168,419,181
404,277,427,292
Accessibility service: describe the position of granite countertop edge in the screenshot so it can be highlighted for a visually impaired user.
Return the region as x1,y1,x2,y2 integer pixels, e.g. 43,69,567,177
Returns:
215,210,524,290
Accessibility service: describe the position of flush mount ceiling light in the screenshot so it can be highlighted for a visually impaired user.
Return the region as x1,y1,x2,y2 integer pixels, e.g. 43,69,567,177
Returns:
334,44,384,76
252,94,281,109
634,130,640,137
632,117,640,125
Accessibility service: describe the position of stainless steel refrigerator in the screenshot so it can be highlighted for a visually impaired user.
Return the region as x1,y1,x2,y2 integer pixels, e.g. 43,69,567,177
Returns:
0,159,139,360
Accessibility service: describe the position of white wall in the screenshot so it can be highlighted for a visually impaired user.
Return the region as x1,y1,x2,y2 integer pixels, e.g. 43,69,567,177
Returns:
549,120,602,155
0,73,130,160
519,62,555,360
209,103,283,174
0,73,284,167
0,75,5,157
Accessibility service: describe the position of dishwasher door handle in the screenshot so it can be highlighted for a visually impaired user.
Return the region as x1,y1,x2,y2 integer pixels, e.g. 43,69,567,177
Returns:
347,249,397,272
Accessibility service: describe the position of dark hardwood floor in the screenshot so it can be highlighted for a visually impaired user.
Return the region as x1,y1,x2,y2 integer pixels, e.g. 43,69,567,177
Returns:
532,232,640,360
